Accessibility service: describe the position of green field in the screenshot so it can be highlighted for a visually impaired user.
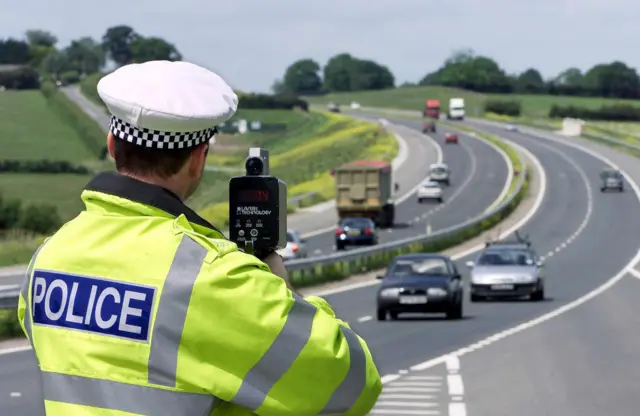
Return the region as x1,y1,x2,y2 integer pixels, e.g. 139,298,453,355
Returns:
303,85,640,118
0,90,95,162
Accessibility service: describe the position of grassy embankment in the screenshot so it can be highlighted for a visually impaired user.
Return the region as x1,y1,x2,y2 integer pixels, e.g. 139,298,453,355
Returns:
197,110,398,228
0,90,104,266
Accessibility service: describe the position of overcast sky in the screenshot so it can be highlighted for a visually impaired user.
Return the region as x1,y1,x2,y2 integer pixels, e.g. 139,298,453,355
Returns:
1,0,638,92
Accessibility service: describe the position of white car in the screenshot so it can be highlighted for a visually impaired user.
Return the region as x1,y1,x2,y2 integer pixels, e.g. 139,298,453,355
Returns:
417,181,443,203
428,163,450,186
277,230,308,261
504,123,518,132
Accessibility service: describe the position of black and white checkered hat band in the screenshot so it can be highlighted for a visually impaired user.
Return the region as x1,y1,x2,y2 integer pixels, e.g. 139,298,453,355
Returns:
109,116,217,150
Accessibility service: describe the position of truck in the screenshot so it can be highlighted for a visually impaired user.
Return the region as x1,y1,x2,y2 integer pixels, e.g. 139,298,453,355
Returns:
447,97,465,120
334,160,399,228
423,99,441,119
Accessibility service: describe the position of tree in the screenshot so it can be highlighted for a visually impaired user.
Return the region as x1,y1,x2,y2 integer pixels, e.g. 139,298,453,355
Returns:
282,59,323,94
582,61,640,98
271,78,286,94
323,53,394,92
555,67,583,86
0,38,31,64
42,50,69,77
25,30,57,48
65,37,105,74
515,68,545,93
101,25,141,66
129,37,182,63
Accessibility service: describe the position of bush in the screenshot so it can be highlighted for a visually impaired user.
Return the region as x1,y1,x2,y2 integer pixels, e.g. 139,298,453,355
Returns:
40,81,107,158
60,70,81,85
239,92,309,111
0,310,23,340
0,192,62,234
549,104,640,121
0,159,89,174
484,99,521,116
80,72,107,110
0,66,40,90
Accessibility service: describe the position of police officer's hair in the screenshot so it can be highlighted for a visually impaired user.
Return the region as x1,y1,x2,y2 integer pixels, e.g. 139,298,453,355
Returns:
114,140,208,179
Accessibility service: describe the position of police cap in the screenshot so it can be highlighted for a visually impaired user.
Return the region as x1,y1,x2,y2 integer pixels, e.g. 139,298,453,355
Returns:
97,60,238,150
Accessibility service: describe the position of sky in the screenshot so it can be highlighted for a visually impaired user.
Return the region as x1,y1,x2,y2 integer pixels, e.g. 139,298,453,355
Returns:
1,0,639,92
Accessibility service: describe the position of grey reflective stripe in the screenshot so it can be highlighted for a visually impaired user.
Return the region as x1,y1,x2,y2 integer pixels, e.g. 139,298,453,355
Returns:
42,371,216,416
231,294,316,410
148,235,208,387
21,242,48,345
320,326,367,413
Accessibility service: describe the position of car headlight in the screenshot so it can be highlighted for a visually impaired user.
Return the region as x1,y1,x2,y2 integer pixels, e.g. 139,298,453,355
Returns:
380,288,402,297
427,288,447,296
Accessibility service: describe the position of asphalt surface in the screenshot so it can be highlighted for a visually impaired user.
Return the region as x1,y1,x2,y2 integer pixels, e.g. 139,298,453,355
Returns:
300,119,509,257
2,121,639,414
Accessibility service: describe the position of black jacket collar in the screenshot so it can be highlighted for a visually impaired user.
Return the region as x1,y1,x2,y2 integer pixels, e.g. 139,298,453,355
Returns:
85,172,225,236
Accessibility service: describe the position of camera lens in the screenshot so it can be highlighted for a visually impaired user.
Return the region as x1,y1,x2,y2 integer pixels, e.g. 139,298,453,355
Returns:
245,157,264,176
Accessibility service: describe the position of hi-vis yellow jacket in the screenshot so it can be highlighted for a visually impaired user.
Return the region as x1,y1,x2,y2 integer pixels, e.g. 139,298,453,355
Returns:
18,172,382,416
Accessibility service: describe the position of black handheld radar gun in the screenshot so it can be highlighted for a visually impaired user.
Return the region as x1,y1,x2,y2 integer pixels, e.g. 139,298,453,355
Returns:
229,148,287,259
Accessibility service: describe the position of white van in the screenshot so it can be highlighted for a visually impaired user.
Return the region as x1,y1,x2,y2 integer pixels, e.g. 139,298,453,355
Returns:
448,98,465,120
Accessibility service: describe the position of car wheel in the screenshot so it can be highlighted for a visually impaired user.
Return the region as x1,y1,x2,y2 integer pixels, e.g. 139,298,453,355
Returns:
336,244,345,251
446,298,463,320
438,197,443,203
376,309,387,321
470,294,483,302
389,311,399,320
620,186,625,192
531,285,544,301
418,198,423,203
600,187,605,192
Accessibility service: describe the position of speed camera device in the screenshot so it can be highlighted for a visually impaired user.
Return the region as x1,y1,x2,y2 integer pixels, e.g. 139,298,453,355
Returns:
229,148,287,257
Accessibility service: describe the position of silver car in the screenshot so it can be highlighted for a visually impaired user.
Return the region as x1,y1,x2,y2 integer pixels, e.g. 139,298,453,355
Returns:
278,230,308,261
466,242,545,302
600,168,624,192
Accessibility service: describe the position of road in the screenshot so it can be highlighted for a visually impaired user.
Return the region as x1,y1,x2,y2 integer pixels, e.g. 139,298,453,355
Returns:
299,119,510,258
332,119,640,415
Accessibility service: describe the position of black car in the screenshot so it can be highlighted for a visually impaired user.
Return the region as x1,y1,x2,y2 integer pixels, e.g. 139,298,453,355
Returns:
335,218,378,250
376,253,464,320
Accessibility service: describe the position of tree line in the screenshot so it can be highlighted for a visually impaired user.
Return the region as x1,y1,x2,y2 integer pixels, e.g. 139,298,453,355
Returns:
0,26,182,89
275,49,640,100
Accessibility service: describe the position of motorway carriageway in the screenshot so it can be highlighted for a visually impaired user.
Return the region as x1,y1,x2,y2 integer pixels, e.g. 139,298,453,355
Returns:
300,122,510,258
321,118,640,416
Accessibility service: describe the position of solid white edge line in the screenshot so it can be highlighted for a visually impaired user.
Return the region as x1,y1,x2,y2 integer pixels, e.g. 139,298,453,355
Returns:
407,125,640,372
311,136,548,298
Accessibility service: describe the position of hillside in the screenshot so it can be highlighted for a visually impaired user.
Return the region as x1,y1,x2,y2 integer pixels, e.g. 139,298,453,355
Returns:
303,85,640,118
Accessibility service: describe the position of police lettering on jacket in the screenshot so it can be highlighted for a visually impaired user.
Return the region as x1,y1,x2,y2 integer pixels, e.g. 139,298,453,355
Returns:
31,270,156,341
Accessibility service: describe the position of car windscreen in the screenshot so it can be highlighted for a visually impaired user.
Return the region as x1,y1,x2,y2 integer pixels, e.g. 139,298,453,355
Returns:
431,167,447,174
477,249,533,266
423,183,438,188
340,219,371,228
389,258,449,277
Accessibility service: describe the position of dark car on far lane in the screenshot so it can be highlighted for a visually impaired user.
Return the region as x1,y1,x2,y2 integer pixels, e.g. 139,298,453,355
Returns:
335,217,379,250
376,253,464,321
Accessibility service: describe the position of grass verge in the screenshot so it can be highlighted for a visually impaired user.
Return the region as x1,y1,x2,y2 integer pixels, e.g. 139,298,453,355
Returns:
303,85,640,118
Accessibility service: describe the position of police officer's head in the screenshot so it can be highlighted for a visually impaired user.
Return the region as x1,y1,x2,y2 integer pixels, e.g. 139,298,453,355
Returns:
98,61,238,200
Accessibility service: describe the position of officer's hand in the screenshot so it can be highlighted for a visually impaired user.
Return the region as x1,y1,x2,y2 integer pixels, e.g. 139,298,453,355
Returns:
263,252,295,291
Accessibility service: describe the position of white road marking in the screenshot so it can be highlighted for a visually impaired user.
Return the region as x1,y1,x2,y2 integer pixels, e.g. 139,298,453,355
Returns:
449,402,467,416
446,375,464,395
389,381,441,387
370,409,440,415
380,394,437,400
406,375,442,380
10,392,21,398
628,268,640,279
445,355,460,372
381,374,402,383
357,316,372,322
382,387,440,393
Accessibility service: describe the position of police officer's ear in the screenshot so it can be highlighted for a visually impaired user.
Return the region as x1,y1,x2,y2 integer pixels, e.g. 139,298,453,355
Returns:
107,133,117,160
187,143,209,177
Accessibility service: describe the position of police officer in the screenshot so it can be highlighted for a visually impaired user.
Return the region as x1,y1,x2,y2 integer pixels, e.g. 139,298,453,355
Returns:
17,60,382,415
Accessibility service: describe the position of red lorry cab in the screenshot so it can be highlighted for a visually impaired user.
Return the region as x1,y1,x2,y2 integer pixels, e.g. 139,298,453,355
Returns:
424,100,441,118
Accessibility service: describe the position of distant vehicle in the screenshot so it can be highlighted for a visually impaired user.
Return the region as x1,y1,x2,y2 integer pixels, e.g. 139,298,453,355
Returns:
334,160,399,227
423,121,436,133
600,167,624,192
504,123,518,132
423,99,441,119
417,181,443,203
327,102,340,113
350,101,361,109
277,229,308,260
445,132,459,144
447,98,465,120
335,217,379,251
428,163,450,185
376,253,464,320
466,232,545,302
